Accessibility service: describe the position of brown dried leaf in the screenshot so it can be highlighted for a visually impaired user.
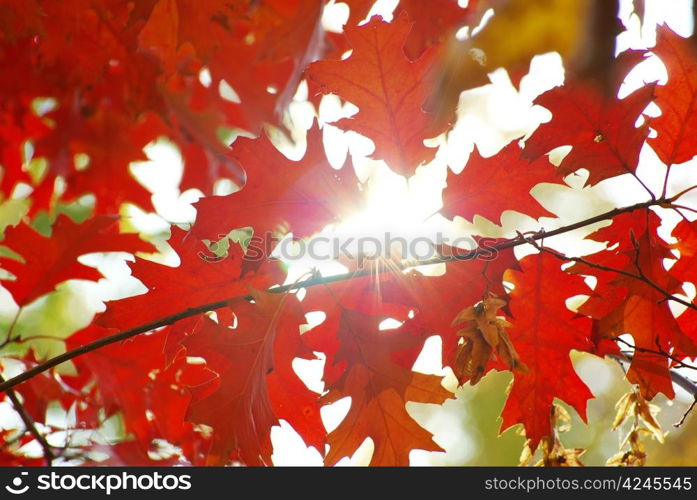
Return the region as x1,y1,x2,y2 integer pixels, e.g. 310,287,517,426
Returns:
452,296,527,385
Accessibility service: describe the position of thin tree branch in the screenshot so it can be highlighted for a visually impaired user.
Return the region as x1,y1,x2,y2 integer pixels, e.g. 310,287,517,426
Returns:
1,310,21,347
0,197,677,395
522,236,697,312
674,397,697,428
610,354,697,397
0,375,55,465
615,337,697,371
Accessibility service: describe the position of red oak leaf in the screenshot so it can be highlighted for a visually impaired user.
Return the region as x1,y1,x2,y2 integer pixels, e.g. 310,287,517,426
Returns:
566,214,650,321
160,0,323,133
59,107,158,213
588,319,623,358
0,0,43,41
8,353,75,422
303,282,453,466
649,26,697,166
181,290,323,465
343,0,472,59
14,2,166,214
441,141,561,224
252,0,325,66
620,296,694,400
162,73,246,192
136,0,324,192
6,0,697,469
677,307,697,352
393,0,471,59
0,0,326,215
192,124,363,242
0,430,45,467
97,227,284,330
500,252,594,449
607,214,680,298
522,82,655,186
66,326,215,459
574,255,629,321
307,14,447,176
0,215,152,307
670,219,697,285
0,105,50,194
343,0,375,25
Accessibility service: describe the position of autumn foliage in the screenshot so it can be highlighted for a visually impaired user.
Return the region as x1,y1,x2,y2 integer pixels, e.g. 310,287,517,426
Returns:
1,0,697,466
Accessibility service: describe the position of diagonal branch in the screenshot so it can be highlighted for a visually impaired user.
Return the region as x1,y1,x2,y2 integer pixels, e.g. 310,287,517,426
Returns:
0,197,677,395
0,375,55,464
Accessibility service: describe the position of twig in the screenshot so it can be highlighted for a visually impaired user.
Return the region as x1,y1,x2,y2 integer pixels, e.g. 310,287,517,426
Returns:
522,236,697,312
661,166,671,200
674,398,697,428
1,309,22,348
668,184,697,202
0,375,55,465
630,171,657,201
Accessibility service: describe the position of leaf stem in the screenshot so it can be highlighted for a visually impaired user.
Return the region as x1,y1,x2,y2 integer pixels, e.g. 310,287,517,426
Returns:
667,183,697,202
